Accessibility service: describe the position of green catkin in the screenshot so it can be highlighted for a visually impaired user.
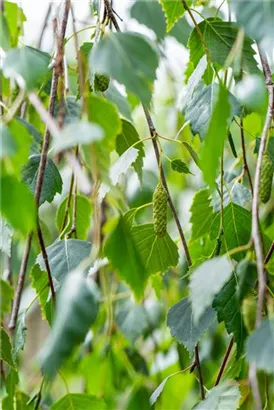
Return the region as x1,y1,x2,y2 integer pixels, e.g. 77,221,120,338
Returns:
94,73,110,92
242,295,257,333
259,152,273,204
153,182,167,237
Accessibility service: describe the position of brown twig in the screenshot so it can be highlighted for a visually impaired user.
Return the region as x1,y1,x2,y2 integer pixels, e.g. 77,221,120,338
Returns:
9,0,71,331
264,242,274,266
194,345,205,400
240,119,253,195
37,3,53,48
214,337,234,386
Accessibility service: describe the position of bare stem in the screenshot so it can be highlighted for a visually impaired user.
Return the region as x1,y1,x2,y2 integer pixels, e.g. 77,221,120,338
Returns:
240,119,253,195
194,345,205,400
214,337,234,386
9,0,71,331
264,242,274,265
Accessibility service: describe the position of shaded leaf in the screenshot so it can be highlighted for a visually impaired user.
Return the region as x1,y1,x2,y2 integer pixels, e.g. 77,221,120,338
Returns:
21,155,62,205
193,381,241,410
37,239,91,284
200,85,231,187
190,188,214,240
56,194,92,240
3,46,50,90
167,296,216,352
211,182,252,212
0,219,13,256
1,327,16,368
184,83,241,141
51,394,106,410
31,264,54,324
210,203,252,261
104,83,132,121
131,0,166,39
54,96,81,126
246,318,274,374
159,0,185,31
39,271,98,379
171,159,191,174
116,119,145,181
189,256,233,322
0,279,13,316
90,32,159,105
110,147,138,186
13,312,27,359
115,298,149,343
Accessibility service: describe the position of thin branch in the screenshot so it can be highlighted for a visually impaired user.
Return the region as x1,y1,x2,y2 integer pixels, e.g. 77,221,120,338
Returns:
214,337,234,386
264,242,274,265
194,345,205,400
9,0,71,331
37,3,52,49
240,119,253,195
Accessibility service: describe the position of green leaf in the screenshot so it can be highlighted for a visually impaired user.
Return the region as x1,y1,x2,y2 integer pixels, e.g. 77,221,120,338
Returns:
246,318,274,374
190,188,214,240
116,119,145,181
231,0,274,50
3,2,26,47
1,124,18,157
211,181,252,212
184,83,240,141
87,95,122,150
181,141,200,167
50,394,106,410
54,96,81,126
132,224,179,275
131,0,166,39
39,271,98,379
2,368,19,410
159,0,186,31
104,83,132,121
210,203,252,261
56,194,92,240
104,214,148,299
13,312,27,359
90,32,159,105
1,327,16,368
31,264,54,324
167,296,216,352
0,14,10,50
193,381,241,410
171,159,191,174
110,147,138,186
150,375,173,405
3,46,50,90
52,120,103,154
0,279,13,316
37,239,91,284
21,155,62,206
200,85,231,188
188,18,259,76
0,174,36,236
16,117,42,155
212,259,257,357
189,256,233,322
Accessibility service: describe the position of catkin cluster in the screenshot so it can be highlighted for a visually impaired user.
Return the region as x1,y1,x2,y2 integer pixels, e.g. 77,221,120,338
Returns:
259,152,273,204
153,182,167,237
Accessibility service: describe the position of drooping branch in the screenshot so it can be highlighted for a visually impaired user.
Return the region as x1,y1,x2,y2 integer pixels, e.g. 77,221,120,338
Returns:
240,119,254,195
9,0,71,331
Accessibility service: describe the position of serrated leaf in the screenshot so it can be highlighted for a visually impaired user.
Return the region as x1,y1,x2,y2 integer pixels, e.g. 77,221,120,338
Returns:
37,239,91,284
188,18,259,76
3,46,50,90
179,56,207,111
231,0,274,51
132,224,179,275
31,264,54,324
87,95,122,150
211,182,252,212
246,318,274,374
110,147,138,186
79,42,93,59
150,375,173,406
0,174,36,236
190,188,214,240
0,279,13,316
189,256,233,322
116,119,145,181
210,203,252,261
131,0,166,39
50,393,106,410
56,194,92,240
1,327,16,368
192,381,241,410
39,271,98,379
13,312,27,359
52,120,103,154
159,0,186,31
184,83,240,141
3,2,26,48
200,85,231,187
54,96,81,126
171,159,191,174
167,296,216,352
90,32,159,105
16,117,42,155
21,155,62,205
104,214,148,299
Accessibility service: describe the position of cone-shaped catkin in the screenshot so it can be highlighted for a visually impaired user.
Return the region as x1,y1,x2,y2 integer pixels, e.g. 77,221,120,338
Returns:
242,295,257,334
153,182,167,237
94,73,110,92
259,152,273,203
